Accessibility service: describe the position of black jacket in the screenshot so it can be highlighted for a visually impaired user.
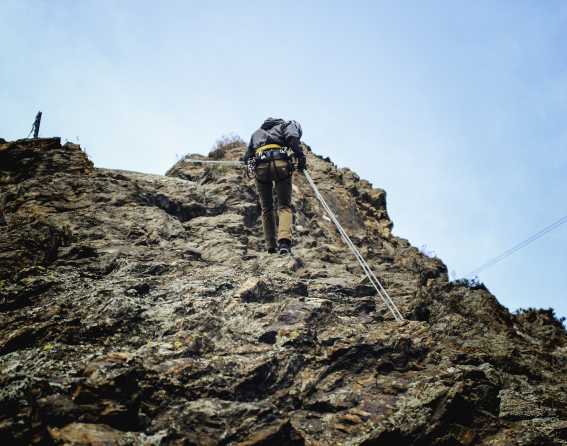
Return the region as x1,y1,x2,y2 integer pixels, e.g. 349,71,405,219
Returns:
244,118,304,161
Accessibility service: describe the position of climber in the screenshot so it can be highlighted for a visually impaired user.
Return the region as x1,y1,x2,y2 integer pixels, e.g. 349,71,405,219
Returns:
244,117,307,255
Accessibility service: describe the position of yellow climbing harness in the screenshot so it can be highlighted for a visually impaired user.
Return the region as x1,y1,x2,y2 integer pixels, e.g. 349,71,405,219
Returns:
255,144,283,156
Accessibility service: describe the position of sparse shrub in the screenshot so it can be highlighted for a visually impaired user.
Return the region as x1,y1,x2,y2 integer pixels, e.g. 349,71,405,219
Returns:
516,307,566,330
208,133,245,159
451,276,487,291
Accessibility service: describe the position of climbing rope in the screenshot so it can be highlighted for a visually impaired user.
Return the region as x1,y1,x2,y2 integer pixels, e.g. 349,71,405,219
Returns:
181,158,404,321
303,170,404,321
179,158,244,166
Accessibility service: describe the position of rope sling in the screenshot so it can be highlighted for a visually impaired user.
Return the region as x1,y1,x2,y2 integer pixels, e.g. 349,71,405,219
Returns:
181,158,404,321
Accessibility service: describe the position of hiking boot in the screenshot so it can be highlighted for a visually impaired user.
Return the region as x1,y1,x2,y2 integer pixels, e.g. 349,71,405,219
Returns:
278,239,291,255
267,239,277,254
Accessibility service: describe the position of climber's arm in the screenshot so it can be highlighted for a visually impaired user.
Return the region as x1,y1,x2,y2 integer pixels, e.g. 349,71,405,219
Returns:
284,121,306,170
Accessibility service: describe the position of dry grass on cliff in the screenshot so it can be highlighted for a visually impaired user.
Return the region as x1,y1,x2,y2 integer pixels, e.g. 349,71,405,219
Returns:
208,134,245,159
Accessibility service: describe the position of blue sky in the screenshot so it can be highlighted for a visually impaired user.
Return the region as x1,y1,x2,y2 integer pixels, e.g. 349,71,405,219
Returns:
1,1,566,319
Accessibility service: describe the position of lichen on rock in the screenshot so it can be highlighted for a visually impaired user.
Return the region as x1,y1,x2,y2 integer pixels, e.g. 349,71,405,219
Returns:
0,138,565,445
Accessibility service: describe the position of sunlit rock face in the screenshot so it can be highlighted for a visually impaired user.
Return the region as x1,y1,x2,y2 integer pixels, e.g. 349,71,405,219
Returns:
1,137,566,445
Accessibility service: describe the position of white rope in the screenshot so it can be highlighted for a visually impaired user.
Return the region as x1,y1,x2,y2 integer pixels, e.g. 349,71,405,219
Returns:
303,170,404,321
182,158,243,166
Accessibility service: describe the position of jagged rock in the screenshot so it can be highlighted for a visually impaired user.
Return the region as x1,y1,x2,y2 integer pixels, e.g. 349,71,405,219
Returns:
0,138,93,186
236,278,270,302
48,422,134,445
499,388,557,421
0,219,72,280
0,138,565,445
236,420,305,445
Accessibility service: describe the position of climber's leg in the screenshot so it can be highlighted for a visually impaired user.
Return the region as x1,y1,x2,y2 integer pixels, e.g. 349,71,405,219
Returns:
274,159,293,244
255,164,277,252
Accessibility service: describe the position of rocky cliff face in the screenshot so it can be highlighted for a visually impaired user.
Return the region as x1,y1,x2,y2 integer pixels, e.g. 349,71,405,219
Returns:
1,137,566,446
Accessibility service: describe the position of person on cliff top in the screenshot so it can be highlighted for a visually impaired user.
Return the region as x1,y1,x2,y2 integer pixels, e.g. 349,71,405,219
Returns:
243,118,307,255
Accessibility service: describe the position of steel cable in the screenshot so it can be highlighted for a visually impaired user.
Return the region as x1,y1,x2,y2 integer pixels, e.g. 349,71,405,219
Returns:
467,213,567,278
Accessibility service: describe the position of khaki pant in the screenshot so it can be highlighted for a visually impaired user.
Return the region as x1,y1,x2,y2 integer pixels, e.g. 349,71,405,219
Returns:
255,159,293,250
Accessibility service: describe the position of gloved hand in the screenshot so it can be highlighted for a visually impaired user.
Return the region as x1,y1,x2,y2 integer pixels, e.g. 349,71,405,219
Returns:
246,157,257,175
296,154,307,171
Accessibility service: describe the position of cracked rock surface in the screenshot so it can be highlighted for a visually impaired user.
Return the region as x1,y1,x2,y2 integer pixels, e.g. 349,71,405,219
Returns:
1,138,566,445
